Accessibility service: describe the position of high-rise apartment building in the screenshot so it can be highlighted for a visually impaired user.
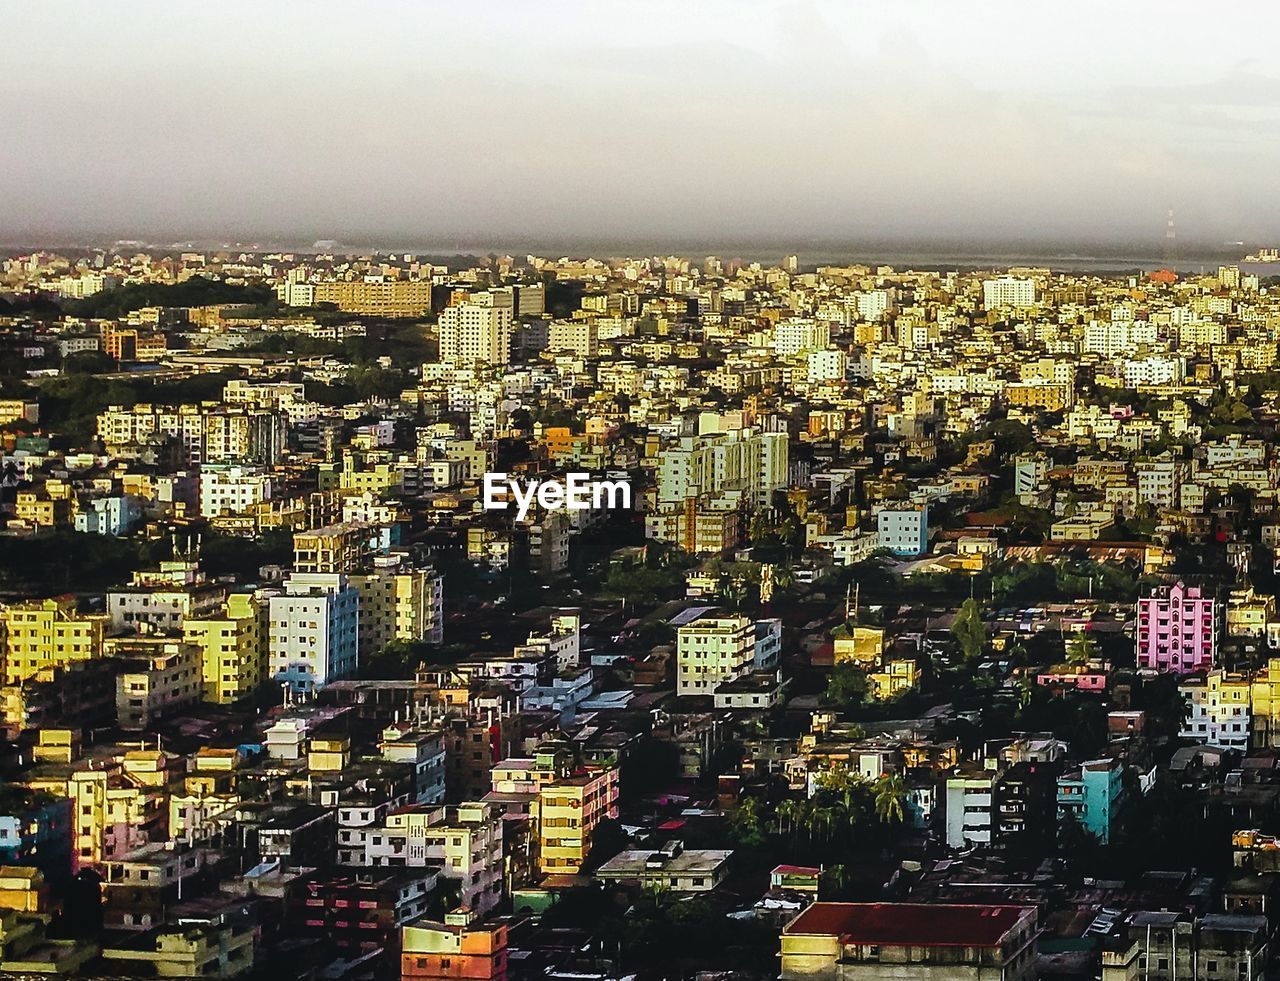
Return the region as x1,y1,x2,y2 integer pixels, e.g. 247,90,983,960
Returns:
982,276,1036,310
268,573,360,692
183,592,268,704
1136,581,1216,673
438,290,514,365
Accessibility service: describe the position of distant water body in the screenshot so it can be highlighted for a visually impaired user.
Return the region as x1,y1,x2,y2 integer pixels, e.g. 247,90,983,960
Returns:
336,240,1254,275
31,234,1267,275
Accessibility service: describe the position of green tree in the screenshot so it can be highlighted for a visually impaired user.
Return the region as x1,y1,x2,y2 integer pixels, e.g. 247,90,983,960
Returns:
825,662,869,708
873,772,907,824
1066,631,1098,666
951,598,987,661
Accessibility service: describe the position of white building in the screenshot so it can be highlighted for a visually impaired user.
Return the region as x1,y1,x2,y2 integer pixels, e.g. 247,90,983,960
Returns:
1180,671,1250,752
676,610,753,696
1123,355,1184,388
807,349,847,383
774,319,830,357
199,465,272,517
982,276,1036,311
944,767,999,849
268,573,360,692
656,429,788,509
438,290,514,365
877,505,929,557
547,319,599,357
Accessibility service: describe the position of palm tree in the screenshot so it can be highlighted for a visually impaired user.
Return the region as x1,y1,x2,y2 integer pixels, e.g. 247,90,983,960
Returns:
812,805,839,842
1066,631,1097,666
775,798,800,837
819,863,848,901
874,773,907,824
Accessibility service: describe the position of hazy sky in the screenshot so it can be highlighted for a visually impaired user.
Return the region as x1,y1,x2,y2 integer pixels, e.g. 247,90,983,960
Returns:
7,0,1280,250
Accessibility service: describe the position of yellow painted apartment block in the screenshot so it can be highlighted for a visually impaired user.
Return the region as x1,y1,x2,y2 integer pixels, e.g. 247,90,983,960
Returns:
831,624,884,665
0,868,48,913
869,659,917,700
183,593,266,704
351,561,440,655
1,598,109,685
308,734,351,772
537,766,619,875
1251,658,1280,750
170,749,240,840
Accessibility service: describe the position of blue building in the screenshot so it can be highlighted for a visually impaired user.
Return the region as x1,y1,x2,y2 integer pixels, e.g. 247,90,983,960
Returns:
0,787,72,884
74,495,143,536
1056,757,1124,844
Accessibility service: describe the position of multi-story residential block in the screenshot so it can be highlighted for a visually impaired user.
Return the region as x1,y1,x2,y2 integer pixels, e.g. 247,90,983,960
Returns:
676,610,754,696
0,597,110,685
876,504,929,557
655,429,788,509
296,279,431,317
198,464,272,517
401,909,508,981
108,636,202,730
74,495,143,536
293,523,372,575
350,556,443,658
1136,582,1217,673
183,592,268,705
536,765,619,875
1180,670,1250,751
1056,757,1124,844
438,290,514,365
983,275,1036,310
0,788,72,886
780,902,1038,981
945,764,1000,849
268,573,360,693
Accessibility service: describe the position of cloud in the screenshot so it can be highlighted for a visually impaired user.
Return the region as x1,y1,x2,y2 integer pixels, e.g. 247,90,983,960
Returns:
3,0,1280,250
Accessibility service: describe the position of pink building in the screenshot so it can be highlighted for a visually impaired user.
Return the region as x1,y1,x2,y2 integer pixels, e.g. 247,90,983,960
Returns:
1036,667,1108,692
1137,582,1216,673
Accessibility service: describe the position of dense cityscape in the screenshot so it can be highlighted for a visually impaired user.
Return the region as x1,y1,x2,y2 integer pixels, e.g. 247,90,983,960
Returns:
0,246,1271,979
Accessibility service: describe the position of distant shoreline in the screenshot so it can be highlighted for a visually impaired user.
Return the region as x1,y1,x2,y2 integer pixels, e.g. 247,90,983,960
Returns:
0,238,1263,275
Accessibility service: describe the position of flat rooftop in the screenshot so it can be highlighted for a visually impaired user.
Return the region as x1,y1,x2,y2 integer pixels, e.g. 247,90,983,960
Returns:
785,902,1033,948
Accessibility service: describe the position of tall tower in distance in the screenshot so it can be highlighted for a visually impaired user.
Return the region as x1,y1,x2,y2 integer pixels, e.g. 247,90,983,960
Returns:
1164,207,1177,266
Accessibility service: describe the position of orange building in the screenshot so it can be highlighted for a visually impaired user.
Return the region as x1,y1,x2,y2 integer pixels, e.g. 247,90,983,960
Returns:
401,909,507,981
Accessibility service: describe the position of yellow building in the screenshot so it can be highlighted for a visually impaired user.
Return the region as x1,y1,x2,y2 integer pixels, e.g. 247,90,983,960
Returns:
23,751,168,872
32,729,78,765
183,594,267,704
402,909,507,981
869,659,917,700
322,458,404,496
1006,381,1071,412
1,597,109,685
0,868,47,913
310,280,431,317
350,557,443,656
308,733,351,772
0,909,98,975
292,523,368,574
101,914,254,978
13,492,70,529
832,624,884,665
0,402,38,426
170,749,240,841
1251,658,1280,750
675,612,753,696
1227,588,1275,639
536,765,619,874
